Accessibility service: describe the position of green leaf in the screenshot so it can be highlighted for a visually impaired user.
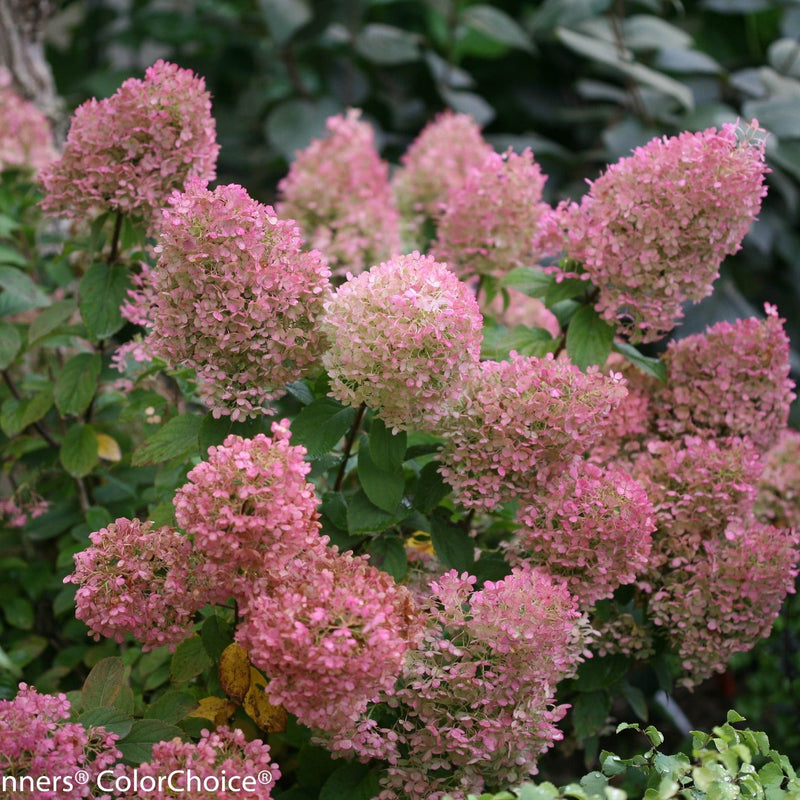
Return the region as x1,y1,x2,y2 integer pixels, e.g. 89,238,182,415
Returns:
170,637,213,684
358,442,404,513
0,396,23,436
481,324,556,360
54,352,101,416
612,340,667,382
117,719,184,764
367,536,407,580
265,97,341,161
20,388,53,429
439,86,495,126
499,266,554,298
346,489,399,534
82,657,134,713
320,761,382,800
414,461,450,512
461,4,534,53
0,243,26,267
60,423,99,478
576,654,629,691
369,418,407,471
545,277,589,306
79,261,131,340
197,412,272,455
621,682,648,721
85,505,113,532
555,26,694,111
3,596,34,630
132,413,203,466
200,615,234,661
145,691,198,724
573,690,611,740
0,265,50,315
78,708,134,739
566,305,615,371
0,321,21,368
430,510,475,572
355,23,421,65
259,0,311,45
291,397,357,459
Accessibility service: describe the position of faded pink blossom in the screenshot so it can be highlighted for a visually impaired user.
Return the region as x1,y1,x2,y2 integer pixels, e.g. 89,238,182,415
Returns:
756,428,800,528
537,122,768,343
0,684,120,799
322,252,483,431
437,354,628,511
324,568,588,799
114,727,280,799
0,68,56,176
392,111,493,247
655,306,795,451
433,148,549,280
173,421,326,600
66,518,204,651
277,109,401,277
237,546,424,734
508,461,655,607
649,519,799,688
41,60,218,226
149,180,331,419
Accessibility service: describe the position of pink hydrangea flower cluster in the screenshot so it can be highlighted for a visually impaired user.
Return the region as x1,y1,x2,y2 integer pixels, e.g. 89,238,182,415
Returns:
631,435,762,573
0,68,56,175
0,493,49,529
41,60,218,225
325,569,587,800
432,148,549,280
756,428,800,528
655,307,795,451
236,546,424,734
507,462,655,607
437,354,628,511
649,520,799,688
114,727,280,799
392,111,493,247
66,518,205,651
537,122,768,343
0,684,120,799
277,109,401,277
173,421,325,599
148,180,331,419
322,252,483,431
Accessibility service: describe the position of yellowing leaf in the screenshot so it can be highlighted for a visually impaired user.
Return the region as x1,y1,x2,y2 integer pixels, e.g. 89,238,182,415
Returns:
186,696,238,726
243,668,288,733
96,433,122,462
219,643,251,703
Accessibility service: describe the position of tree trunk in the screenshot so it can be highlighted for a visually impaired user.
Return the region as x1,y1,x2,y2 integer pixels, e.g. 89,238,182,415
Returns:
0,0,61,123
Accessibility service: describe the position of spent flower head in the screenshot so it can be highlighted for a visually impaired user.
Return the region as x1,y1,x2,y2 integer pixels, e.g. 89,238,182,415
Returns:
277,109,401,277
41,60,218,226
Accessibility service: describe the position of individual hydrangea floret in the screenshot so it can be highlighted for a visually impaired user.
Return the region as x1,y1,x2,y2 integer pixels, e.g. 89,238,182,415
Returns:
508,461,655,607
432,148,549,280
277,109,401,277
755,428,800,528
149,180,331,419
236,546,424,734
655,306,795,451
173,421,326,600
41,60,218,226
324,568,588,799
0,684,121,798
536,122,768,343
0,68,56,176
649,519,799,688
66,518,204,651
113,726,280,799
392,110,493,248
322,252,483,431
437,354,628,511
